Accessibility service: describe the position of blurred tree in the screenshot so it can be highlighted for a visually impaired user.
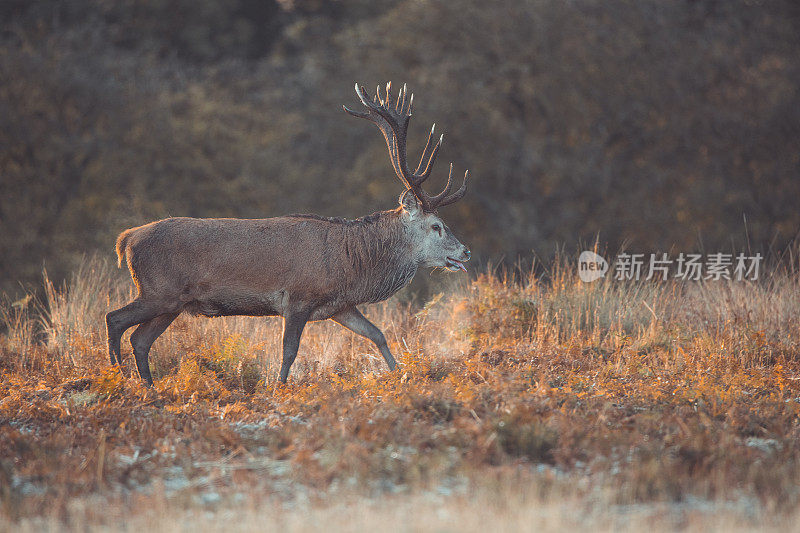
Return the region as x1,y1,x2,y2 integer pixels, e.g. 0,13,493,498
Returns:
1,0,799,295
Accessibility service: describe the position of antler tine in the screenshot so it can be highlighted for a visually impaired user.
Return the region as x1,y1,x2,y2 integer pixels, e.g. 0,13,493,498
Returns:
427,163,455,205
415,124,435,174
342,104,368,119
343,84,369,118
395,84,402,113
385,81,393,111
415,134,442,184
354,84,377,110
398,83,407,113
433,169,468,208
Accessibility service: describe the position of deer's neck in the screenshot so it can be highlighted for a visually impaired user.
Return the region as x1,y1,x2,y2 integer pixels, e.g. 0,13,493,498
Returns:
339,210,418,304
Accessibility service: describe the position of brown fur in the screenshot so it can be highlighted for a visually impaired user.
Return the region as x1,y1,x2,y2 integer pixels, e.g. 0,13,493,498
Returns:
117,211,416,318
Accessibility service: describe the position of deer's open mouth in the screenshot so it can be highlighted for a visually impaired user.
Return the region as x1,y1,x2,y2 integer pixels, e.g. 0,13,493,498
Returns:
445,257,467,272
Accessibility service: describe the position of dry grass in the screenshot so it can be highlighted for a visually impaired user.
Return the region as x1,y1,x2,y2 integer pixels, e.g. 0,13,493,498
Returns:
2,256,800,531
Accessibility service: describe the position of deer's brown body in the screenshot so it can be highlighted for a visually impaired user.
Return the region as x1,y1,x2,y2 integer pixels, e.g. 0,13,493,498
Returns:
107,82,470,384
116,212,417,321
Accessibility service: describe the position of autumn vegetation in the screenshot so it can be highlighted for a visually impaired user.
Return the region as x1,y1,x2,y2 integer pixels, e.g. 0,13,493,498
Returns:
2,255,800,530
3,0,800,530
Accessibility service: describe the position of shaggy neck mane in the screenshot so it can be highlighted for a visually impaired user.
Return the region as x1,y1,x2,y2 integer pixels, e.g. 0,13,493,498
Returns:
287,211,385,226
289,209,417,304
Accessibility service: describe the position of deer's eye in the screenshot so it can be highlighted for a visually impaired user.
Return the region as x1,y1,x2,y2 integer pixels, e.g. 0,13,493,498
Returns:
432,223,441,234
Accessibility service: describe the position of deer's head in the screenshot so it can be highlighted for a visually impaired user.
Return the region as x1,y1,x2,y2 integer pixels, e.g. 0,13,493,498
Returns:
344,82,471,272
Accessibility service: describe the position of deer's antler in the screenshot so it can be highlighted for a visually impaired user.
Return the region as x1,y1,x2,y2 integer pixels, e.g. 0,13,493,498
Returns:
343,82,468,211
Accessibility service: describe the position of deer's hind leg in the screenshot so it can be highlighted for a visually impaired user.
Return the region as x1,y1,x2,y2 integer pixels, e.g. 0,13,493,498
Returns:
130,312,179,386
332,306,397,371
106,298,177,369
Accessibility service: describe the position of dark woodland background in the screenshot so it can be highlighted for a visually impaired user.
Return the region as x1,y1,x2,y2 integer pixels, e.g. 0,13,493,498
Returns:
2,0,799,296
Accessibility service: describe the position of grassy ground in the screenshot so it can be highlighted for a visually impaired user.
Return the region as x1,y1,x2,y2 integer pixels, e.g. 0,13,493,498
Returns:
2,257,800,531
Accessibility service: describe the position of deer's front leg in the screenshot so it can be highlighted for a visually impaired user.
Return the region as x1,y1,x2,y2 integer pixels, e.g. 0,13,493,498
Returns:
332,306,397,371
280,307,311,383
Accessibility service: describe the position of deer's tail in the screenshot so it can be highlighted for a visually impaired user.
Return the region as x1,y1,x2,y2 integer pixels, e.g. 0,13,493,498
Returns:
115,229,133,269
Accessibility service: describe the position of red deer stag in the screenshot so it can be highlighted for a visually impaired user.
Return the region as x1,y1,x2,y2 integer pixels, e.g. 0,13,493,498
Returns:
107,82,470,385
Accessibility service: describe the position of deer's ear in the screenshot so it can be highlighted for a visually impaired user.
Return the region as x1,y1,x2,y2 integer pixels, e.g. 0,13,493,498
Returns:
399,189,422,219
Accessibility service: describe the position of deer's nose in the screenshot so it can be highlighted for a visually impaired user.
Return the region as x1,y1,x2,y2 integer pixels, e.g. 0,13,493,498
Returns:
463,248,471,261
